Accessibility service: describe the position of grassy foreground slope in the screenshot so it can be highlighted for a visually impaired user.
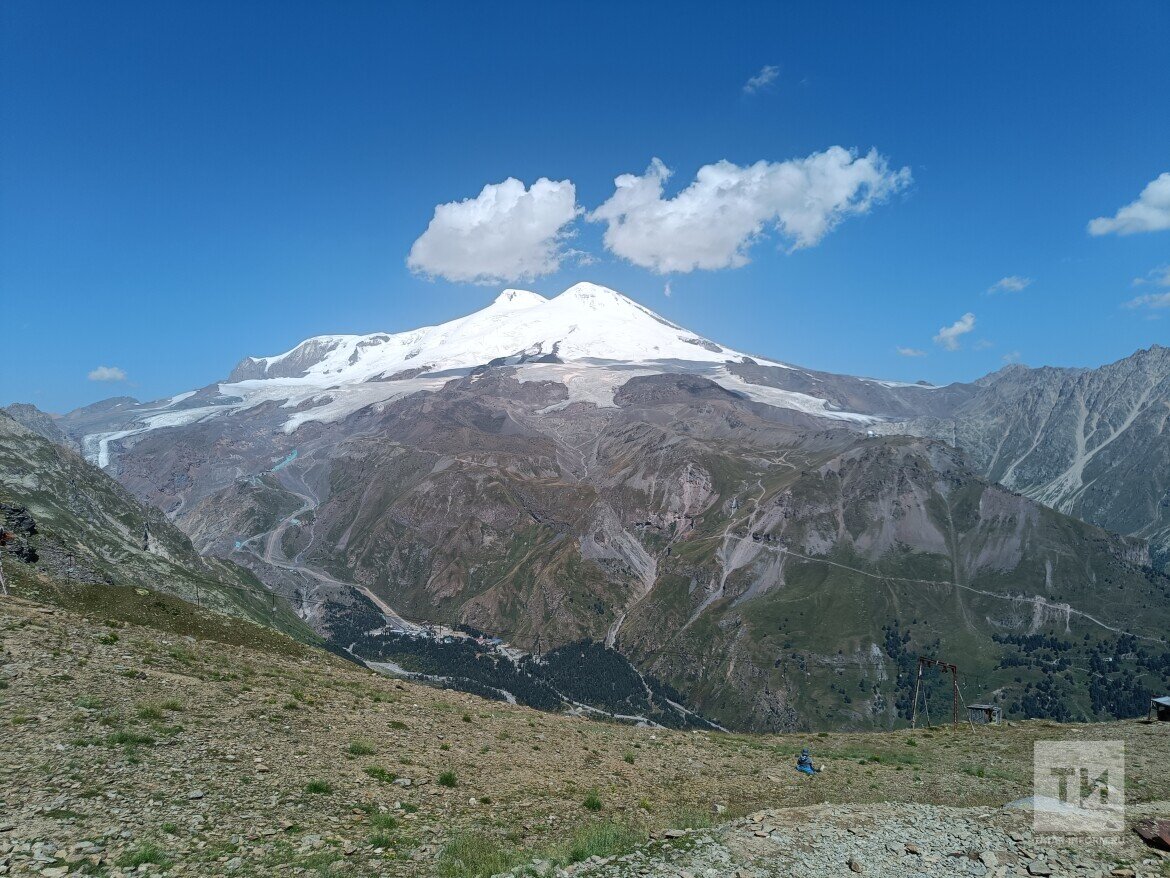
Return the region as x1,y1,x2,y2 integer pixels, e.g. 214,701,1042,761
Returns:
1,594,1167,877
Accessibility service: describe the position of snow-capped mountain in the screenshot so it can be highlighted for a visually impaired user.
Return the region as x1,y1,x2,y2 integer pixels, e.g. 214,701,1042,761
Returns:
78,282,932,466
229,283,759,383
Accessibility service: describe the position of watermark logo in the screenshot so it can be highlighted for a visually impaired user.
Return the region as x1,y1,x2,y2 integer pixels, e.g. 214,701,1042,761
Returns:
1032,740,1124,834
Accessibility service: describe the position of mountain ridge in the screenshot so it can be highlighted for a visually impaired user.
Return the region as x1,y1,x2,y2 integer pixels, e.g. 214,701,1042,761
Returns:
5,283,1169,731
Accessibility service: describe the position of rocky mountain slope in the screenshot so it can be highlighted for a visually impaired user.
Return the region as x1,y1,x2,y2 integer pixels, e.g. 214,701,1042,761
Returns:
49,367,1170,731
10,284,1169,731
1,402,78,451
2,596,1167,877
0,411,313,640
891,344,1170,570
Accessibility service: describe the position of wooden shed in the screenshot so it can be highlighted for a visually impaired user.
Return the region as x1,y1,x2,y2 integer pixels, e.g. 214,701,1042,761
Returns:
1151,696,1170,722
966,703,1002,725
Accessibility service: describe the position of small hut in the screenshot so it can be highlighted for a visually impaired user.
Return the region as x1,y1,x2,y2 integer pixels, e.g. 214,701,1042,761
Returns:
1150,696,1170,722
966,703,1002,725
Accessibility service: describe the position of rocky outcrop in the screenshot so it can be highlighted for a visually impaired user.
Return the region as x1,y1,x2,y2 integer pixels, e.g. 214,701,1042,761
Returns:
1,403,76,451
0,502,38,563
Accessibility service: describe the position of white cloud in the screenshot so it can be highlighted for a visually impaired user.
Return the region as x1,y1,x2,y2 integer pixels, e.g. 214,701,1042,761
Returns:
88,366,127,382
588,148,911,274
663,281,673,298
988,275,1031,293
933,313,976,351
1002,351,1022,364
1133,264,1170,287
1124,292,1170,310
896,346,926,357
973,338,995,351
743,65,779,94
407,177,580,284
1088,172,1170,236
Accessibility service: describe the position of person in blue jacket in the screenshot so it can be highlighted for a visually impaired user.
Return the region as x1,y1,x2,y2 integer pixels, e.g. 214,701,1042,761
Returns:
795,747,818,775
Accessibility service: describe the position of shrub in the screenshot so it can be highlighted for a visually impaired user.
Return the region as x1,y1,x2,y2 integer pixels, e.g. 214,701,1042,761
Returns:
304,780,332,795
160,698,184,712
462,713,472,722
582,792,602,811
440,743,451,751
347,740,375,756
136,704,163,721
438,770,457,787
622,752,635,764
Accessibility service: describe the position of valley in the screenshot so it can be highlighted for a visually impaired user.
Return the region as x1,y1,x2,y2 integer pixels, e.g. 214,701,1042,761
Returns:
5,283,1170,733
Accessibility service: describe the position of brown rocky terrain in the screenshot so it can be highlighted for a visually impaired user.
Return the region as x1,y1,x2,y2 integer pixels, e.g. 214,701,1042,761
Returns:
2,593,1169,877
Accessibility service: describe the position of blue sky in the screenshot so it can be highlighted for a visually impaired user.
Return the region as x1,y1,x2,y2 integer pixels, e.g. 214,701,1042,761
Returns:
2,1,1167,412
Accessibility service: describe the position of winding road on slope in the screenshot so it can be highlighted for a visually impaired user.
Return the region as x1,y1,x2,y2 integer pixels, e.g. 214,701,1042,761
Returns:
240,464,423,634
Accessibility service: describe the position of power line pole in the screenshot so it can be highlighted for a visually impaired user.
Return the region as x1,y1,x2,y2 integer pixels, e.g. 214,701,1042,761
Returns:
911,656,963,730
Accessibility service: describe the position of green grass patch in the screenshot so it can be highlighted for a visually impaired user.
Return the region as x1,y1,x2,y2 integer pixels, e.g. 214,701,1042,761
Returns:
363,766,397,783
106,730,154,748
136,704,163,721
438,770,458,788
370,813,398,830
304,780,333,795
116,842,171,868
560,821,644,864
437,832,524,878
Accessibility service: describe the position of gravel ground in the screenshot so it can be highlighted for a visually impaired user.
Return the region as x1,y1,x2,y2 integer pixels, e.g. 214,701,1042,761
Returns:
508,804,1170,878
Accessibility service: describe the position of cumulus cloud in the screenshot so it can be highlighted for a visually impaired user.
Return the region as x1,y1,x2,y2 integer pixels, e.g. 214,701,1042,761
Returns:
743,65,779,94
407,177,580,284
933,313,976,351
896,346,926,357
588,148,911,274
88,366,127,382
988,275,1031,293
1088,172,1170,236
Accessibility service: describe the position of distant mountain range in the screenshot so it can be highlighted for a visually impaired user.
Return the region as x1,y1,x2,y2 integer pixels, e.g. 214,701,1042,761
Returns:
5,282,1168,730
